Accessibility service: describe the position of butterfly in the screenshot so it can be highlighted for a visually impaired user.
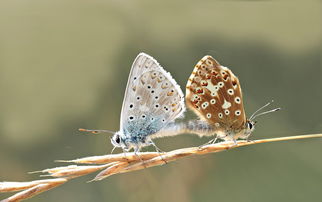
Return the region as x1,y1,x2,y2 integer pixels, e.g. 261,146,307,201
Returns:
81,53,185,152
185,55,280,143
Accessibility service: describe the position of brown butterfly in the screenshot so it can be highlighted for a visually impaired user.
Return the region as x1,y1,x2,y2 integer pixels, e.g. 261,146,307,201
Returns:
185,55,279,143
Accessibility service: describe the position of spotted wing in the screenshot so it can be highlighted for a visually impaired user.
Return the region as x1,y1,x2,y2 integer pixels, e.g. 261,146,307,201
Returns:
186,55,246,130
120,53,185,137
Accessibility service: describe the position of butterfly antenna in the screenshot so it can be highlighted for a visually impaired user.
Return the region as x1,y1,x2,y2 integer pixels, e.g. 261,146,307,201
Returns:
249,100,274,120
250,107,281,121
78,128,115,135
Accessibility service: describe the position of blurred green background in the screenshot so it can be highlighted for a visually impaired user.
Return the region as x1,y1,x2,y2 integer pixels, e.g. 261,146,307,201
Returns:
1,0,321,201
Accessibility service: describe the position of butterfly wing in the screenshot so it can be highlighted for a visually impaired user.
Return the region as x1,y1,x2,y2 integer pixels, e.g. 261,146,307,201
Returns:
186,55,246,131
120,53,185,138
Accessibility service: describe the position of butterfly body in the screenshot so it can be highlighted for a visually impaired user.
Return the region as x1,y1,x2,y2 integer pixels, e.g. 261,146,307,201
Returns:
186,55,255,142
111,53,185,152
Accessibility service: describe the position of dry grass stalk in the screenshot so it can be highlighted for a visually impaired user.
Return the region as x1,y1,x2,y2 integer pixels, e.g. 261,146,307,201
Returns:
0,179,67,202
1,133,322,202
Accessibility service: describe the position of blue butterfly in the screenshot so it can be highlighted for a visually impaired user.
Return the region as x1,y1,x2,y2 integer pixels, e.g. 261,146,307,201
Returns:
82,53,185,153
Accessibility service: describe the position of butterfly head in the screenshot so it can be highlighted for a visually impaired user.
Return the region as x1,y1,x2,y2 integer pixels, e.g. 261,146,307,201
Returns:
243,119,256,137
239,101,280,139
111,132,125,149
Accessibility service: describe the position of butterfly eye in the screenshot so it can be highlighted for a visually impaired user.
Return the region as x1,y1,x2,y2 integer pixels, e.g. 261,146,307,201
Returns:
248,122,253,130
115,135,121,144
114,134,121,144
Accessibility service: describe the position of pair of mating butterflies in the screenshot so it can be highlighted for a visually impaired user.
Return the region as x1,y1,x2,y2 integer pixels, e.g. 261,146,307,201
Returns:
83,53,279,152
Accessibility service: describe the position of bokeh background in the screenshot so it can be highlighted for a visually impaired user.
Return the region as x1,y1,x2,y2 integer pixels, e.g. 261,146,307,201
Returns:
1,0,321,201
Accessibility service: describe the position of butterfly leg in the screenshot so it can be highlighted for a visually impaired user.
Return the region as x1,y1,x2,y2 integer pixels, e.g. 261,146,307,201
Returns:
198,136,218,150
121,148,131,163
226,134,238,147
232,138,237,146
246,139,255,143
110,146,117,154
150,141,165,153
220,132,238,148
245,134,255,143
209,136,218,145
133,146,147,168
149,141,167,164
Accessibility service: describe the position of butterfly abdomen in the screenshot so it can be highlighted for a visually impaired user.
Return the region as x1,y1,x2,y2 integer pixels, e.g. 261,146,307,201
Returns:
151,120,216,139
185,120,216,137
